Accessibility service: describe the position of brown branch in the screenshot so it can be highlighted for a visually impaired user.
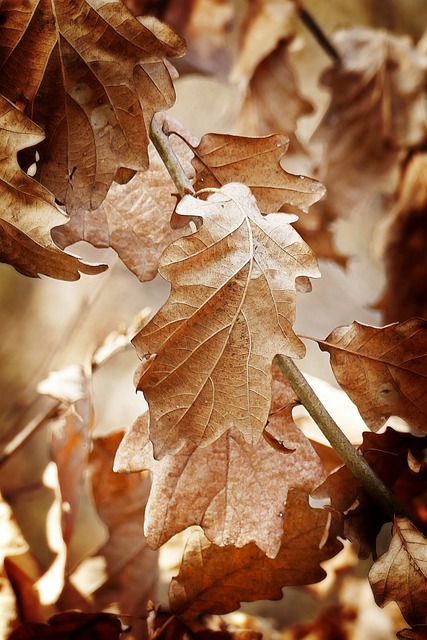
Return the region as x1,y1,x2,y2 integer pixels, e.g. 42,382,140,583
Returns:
295,2,341,63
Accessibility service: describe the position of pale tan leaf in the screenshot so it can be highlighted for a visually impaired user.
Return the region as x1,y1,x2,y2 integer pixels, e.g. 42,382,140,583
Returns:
0,97,105,280
133,183,320,458
168,490,342,620
189,133,325,214
53,119,194,282
38,365,94,547
0,0,185,211
317,319,427,433
114,396,325,558
369,517,427,626
84,433,158,617
312,26,427,221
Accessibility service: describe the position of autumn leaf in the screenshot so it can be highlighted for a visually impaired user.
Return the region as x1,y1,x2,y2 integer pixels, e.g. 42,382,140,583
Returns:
38,365,94,547
188,133,325,214
369,517,427,627
8,611,124,640
0,0,185,211
168,490,342,621
84,432,158,617
132,182,320,458
312,26,427,223
53,117,194,282
314,427,427,557
114,387,325,558
316,319,427,434
0,96,105,280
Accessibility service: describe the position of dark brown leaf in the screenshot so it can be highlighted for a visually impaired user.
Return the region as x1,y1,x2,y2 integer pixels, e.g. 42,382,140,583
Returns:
8,611,124,640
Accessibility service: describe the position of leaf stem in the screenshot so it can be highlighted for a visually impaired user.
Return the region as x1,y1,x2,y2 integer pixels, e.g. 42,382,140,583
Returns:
274,354,404,520
295,2,341,63
149,116,195,197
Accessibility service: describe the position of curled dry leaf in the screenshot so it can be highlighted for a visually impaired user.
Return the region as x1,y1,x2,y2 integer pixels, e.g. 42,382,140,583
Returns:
377,152,427,323
38,365,94,547
114,390,325,558
8,611,124,640
369,517,427,627
312,26,427,221
0,0,185,211
168,490,342,621
317,319,427,434
83,432,158,617
0,97,105,280
133,182,320,458
189,133,325,215
53,118,194,282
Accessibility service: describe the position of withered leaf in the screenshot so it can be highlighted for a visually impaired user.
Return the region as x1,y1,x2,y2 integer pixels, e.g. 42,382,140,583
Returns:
114,399,325,558
369,517,427,627
0,97,105,280
8,611,123,640
312,26,427,222
0,0,185,211
38,365,94,547
398,626,427,640
168,490,342,620
53,119,194,282
188,134,325,215
133,182,320,458
85,432,158,616
317,319,427,433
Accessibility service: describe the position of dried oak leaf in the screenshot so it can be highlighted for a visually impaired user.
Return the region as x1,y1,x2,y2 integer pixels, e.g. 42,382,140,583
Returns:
314,427,427,558
114,388,325,558
133,182,320,458
0,97,105,279
8,611,124,640
369,517,427,628
38,365,94,547
316,319,427,434
0,0,185,211
188,133,325,215
377,152,427,323
168,490,342,621
53,118,194,282
83,432,158,617
312,26,427,221
398,626,427,640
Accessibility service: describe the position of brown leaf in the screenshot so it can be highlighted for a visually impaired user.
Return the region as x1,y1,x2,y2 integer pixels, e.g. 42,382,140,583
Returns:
188,133,325,215
84,432,158,616
312,26,427,222
377,152,427,323
4,553,57,623
398,626,427,639
8,611,124,640
38,365,94,547
0,0,185,211
53,119,194,282
317,319,427,433
369,517,427,627
237,39,313,139
314,427,427,557
114,399,325,558
0,97,105,280
168,490,342,620
133,182,319,458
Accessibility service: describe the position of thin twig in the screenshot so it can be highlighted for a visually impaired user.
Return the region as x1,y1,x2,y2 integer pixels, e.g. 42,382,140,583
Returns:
274,354,404,521
295,2,341,63
149,116,195,197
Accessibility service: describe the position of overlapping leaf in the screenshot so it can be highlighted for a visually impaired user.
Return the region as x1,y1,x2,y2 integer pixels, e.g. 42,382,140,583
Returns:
369,517,427,628
0,0,185,210
317,319,427,433
53,120,194,282
133,182,320,458
168,490,342,621
114,379,325,558
0,97,105,279
312,26,427,221
188,133,325,214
